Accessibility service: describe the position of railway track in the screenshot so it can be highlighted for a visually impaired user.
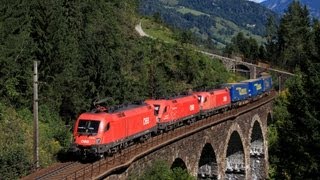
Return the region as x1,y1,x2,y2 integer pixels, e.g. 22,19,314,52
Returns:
23,92,276,180
22,162,87,180
35,162,85,180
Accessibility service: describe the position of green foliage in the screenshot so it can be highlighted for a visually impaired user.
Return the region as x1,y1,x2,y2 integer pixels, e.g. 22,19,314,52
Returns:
0,101,71,179
138,160,173,180
0,1,33,107
125,40,230,99
270,70,320,179
224,32,261,62
141,18,177,44
265,15,278,65
0,102,32,179
268,91,289,179
313,20,320,59
268,2,320,179
0,148,31,179
276,1,311,70
1,0,231,113
153,12,163,24
171,167,194,180
130,160,194,180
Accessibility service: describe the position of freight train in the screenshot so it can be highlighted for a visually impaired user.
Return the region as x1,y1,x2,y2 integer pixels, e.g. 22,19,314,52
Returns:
69,75,272,158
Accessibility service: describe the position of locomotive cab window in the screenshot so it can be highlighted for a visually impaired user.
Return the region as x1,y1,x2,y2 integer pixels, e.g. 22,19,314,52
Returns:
154,104,160,115
105,122,110,132
197,95,202,103
77,120,100,134
163,106,168,113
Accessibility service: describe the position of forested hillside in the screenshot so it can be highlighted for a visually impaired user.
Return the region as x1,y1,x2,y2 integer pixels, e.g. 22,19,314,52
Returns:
0,0,231,178
264,2,320,179
139,0,278,46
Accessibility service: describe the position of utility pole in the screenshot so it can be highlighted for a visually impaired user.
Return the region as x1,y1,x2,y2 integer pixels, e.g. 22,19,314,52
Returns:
33,60,39,170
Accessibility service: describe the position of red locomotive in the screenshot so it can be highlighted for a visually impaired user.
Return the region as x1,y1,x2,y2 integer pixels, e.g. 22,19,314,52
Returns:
145,94,200,131
70,102,157,157
194,88,231,117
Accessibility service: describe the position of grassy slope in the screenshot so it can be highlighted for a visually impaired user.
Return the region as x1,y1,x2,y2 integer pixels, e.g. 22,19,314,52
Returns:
213,17,265,45
141,16,265,49
143,2,266,48
141,18,177,43
175,6,210,16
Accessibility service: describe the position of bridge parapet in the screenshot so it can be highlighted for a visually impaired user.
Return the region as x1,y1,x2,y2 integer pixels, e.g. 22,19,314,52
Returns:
202,51,294,82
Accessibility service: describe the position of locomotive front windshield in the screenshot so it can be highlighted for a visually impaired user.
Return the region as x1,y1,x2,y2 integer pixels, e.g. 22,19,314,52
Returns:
77,120,100,134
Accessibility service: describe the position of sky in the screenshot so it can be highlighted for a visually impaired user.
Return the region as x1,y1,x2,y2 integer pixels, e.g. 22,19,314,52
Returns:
247,0,266,3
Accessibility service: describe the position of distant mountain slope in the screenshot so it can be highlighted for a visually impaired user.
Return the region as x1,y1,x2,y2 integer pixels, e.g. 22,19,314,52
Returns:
139,0,278,46
262,0,320,18
261,0,292,13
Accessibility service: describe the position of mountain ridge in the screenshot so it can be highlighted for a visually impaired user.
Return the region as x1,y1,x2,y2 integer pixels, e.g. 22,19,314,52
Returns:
261,0,320,18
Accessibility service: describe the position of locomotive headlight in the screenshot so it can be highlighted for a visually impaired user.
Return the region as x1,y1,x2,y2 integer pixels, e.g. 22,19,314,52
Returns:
96,138,101,144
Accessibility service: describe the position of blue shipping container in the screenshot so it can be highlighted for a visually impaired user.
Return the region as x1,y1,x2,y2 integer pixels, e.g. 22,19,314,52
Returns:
241,79,264,98
223,83,249,102
260,76,272,92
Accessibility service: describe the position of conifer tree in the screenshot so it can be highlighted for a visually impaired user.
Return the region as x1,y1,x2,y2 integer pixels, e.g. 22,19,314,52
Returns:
270,3,320,178
0,0,33,107
56,0,87,121
313,20,320,62
273,67,320,178
277,1,311,70
258,44,267,60
265,15,278,65
224,32,259,62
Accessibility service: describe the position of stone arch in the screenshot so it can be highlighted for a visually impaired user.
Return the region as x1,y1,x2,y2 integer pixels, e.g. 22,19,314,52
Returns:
171,158,187,171
235,64,250,78
249,117,265,180
249,115,265,155
224,124,246,179
198,143,218,179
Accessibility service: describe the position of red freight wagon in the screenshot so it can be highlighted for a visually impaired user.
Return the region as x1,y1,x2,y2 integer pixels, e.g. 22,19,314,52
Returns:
71,103,157,157
145,94,200,131
194,88,231,117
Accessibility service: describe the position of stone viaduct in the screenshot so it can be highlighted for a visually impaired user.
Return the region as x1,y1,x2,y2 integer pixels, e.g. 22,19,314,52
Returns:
103,97,273,180
92,52,291,180
201,51,294,91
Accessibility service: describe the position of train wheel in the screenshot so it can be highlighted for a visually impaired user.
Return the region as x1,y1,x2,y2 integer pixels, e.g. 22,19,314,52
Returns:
111,146,119,154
